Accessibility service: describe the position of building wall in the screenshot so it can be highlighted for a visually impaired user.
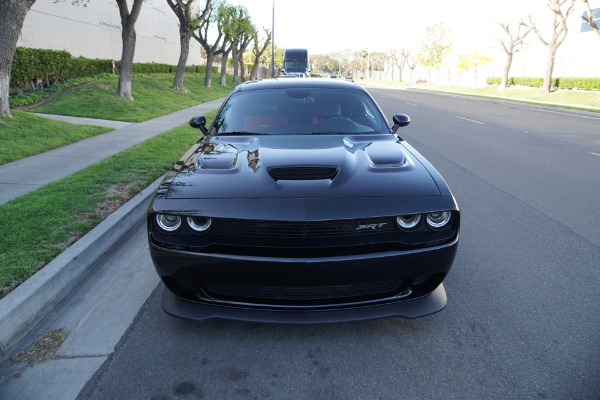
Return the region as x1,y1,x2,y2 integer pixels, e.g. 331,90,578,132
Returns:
17,0,203,66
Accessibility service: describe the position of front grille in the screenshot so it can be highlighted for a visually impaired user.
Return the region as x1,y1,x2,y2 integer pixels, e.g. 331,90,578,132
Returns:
201,279,408,306
213,217,398,238
268,166,339,181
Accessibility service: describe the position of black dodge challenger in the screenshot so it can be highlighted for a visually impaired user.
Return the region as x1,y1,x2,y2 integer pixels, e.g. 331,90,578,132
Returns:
147,78,459,323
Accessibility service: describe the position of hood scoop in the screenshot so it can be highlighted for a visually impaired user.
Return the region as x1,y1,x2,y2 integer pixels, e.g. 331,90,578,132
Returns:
268,166,339,181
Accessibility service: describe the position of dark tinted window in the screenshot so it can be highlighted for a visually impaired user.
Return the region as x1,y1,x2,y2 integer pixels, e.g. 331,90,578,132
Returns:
212,89,388,135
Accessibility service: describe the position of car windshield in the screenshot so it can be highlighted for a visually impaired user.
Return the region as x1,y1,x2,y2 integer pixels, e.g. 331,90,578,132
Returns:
210,88,389,135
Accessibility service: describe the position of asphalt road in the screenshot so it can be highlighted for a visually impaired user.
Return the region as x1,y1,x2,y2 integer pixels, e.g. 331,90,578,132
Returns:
77,87,600,399
6,87,600,400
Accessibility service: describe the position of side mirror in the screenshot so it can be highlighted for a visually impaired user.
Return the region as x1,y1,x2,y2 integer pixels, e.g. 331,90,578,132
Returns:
189,115,208,135
391,114,410,134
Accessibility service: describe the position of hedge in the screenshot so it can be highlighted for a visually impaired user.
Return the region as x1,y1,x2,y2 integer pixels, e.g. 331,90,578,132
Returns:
487,76,600,90
10,47,217,92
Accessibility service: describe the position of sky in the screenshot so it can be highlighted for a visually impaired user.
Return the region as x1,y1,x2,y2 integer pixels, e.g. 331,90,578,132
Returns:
229,0,550,55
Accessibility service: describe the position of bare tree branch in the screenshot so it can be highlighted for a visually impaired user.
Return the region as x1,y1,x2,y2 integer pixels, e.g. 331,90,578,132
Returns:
581,0,600,39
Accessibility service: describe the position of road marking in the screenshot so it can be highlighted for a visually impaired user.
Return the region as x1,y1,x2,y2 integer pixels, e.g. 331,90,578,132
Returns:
456,115,484,124
406,102,419,107
591,152,600,157
518,106,600,120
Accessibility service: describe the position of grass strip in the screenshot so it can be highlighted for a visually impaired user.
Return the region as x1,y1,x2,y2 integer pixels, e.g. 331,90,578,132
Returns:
367,79,600,112
0,111,112,165
27,74,232,122
0,113,214,298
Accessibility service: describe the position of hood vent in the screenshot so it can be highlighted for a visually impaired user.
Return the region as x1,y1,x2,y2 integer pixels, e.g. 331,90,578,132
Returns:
268,166,339,181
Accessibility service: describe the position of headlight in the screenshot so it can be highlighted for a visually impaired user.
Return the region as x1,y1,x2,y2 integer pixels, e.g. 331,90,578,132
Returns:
426,211,452,229
396,214,421,230
187,216,212,233
156,214,181,232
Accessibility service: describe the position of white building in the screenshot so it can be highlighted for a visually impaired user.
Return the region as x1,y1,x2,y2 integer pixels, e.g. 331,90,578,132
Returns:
17,0,203,66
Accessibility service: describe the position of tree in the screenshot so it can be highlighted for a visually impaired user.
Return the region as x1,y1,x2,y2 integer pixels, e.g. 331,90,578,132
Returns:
385,50,395,80
456,51,493,87
0,0,36,118
218,4,251,86
195,0,227,87
417,24,452,79
370,52,386,80
167,0,211,92
250,27,271,80
115,0,144,100
387,49,408,82
264,44,283,77
398,49,410,82
581,0,600,39
406,52,418,83
310,54,328,74
352,50,369,78
524,0,576,93
216,4,235,86
497,21,531,92
228,6,253,84
388,49,398,81
236,27,254,82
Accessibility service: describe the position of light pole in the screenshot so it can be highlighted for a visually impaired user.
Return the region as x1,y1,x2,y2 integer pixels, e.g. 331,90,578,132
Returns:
271,0,275,78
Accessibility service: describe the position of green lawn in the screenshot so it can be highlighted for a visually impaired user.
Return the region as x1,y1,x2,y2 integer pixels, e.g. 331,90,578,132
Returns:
0,112,112,165
27,74,232,122
0,117,213,298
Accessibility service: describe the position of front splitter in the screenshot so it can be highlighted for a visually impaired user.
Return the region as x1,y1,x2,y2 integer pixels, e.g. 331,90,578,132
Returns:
161,284,447,324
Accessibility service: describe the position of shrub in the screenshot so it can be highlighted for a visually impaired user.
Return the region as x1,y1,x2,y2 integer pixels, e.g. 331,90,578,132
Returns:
10,47,219,94
487,76,600,90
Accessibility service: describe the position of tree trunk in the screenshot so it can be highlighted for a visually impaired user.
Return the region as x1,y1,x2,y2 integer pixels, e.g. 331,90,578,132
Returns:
499,52,513,93
0,0,36,118
542,46,557,93
174,33,191,92
204,52,214,87
232,48,239,85
251,60,260,80
116,0,143,101
238,57,246,82
220,50,230,86
118,20,136,100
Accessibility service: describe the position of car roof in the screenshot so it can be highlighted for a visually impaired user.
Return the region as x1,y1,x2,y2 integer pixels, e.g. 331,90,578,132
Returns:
232,78,365,93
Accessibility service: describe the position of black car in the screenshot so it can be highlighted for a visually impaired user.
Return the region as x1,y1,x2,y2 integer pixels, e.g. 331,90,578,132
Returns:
147,78,460,324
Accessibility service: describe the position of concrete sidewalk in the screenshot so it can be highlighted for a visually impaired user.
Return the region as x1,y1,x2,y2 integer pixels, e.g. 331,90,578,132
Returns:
0,98,224,205
0,98,224,357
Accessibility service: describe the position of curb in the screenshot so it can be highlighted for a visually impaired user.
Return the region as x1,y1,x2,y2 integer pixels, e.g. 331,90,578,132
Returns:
0,177,163,357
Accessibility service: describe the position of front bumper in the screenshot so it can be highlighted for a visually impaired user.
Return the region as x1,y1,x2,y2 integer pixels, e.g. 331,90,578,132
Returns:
149,236,458,322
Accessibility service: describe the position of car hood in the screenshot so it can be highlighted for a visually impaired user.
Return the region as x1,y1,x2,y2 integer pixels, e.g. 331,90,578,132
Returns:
165,134,440,199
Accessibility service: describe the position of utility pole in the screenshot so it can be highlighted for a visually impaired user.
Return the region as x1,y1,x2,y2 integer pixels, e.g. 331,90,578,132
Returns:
271,0,275,78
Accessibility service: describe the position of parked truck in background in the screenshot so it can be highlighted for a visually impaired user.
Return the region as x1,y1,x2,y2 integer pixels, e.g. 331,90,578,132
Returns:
281,48,310,77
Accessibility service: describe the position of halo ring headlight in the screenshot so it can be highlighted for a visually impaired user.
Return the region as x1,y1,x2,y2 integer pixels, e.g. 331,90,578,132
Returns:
155,214,181,232
396,214,421,230
187,216,212,233
426,211,452,230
